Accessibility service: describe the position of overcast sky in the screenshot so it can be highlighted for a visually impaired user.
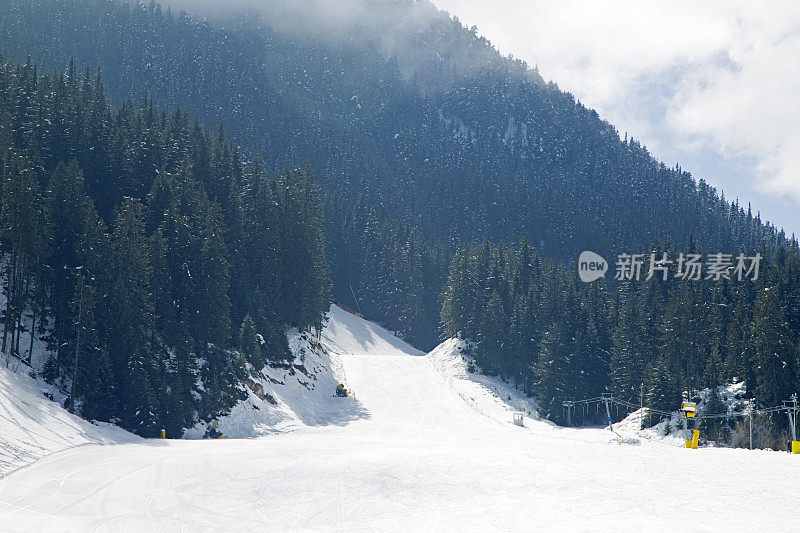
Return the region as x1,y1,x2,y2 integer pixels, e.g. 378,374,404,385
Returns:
433,0,800,237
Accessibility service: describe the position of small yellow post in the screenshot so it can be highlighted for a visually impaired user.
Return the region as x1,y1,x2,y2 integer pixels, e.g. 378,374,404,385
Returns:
691,430,700,449
160,429,166,439
685,440,693,449
792,441,800,454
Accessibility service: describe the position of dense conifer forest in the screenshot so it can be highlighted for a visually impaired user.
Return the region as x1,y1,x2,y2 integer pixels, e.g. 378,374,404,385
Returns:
0,58,329,435
440,237,800,444
0,0,787,330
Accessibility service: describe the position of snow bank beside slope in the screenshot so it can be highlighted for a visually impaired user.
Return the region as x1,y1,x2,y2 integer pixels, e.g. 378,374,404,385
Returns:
426,338,754,449
0,365,137,478
427,338,538,425
616,381,751,445
323,304,424,357
187,304,412,438
186,327,362,438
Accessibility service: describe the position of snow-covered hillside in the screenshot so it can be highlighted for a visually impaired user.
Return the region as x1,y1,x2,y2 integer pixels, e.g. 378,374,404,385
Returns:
185,328,349,438
1,307,799,531
428,338,538,423
186,305,423,438
0,365,137,479
428,338,756,448
0,279,139,478
619,381,752,445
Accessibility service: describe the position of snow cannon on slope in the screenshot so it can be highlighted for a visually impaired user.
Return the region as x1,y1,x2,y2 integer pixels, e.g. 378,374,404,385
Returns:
681,401,699,449
203,421,223,439
335,384,349,397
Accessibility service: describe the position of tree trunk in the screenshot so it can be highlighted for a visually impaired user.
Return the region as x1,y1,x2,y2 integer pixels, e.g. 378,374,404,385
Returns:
14,259,25,357
27,304,36,365
2,252,16,356
69,268,85,414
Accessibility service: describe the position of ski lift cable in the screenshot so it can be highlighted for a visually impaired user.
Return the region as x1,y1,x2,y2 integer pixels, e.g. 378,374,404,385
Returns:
567,394,797,421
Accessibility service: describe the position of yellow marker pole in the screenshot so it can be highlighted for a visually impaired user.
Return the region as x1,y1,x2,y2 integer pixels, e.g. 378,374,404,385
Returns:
691,430,700,449
160,429,166,439
792,441,800,454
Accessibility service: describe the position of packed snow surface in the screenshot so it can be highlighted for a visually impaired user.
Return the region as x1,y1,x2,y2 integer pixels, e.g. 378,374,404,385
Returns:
1,305,799,531
0,365,137,479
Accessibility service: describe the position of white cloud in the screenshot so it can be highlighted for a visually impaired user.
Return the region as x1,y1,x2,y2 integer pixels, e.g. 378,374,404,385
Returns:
434,0,800,231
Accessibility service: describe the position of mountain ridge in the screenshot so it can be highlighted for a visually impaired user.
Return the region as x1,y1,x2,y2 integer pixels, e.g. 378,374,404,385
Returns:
0,0,787,263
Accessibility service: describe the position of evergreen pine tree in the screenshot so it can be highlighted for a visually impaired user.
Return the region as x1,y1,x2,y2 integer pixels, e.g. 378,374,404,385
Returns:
239,314,264,371
643,358,680,428
752,286,796,408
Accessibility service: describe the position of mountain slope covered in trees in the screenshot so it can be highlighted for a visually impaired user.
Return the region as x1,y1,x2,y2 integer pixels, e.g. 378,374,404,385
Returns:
0,0,789,350
440,237,800,447
0,58,329,436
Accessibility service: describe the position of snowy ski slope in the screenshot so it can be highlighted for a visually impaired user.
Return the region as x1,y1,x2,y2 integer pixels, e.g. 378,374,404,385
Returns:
1,306,799,531
0,365,137,479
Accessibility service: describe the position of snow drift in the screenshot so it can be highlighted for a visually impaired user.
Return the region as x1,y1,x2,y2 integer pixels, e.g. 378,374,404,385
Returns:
0,364,137,478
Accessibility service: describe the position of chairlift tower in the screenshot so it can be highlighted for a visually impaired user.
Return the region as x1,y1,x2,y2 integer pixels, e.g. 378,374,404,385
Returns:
562,400,575,427
783,394,799,453
601,393,614,431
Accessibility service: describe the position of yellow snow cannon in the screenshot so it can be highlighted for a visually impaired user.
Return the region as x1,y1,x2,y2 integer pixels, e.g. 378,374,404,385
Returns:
204,421,223,439
681,402,699,449
681,401,697,418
